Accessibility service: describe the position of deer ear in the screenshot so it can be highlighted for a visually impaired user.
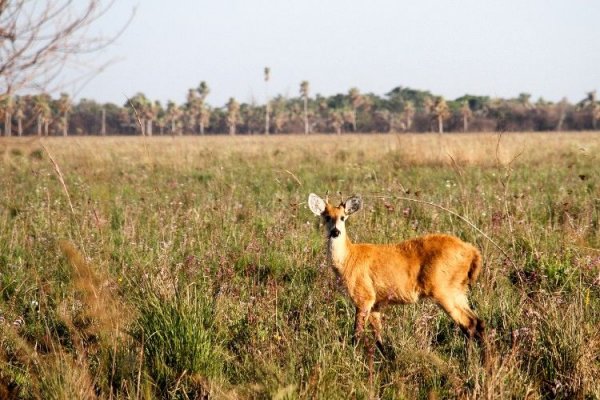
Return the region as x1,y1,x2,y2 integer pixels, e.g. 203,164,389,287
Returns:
344,196,362,215
308,193,326,216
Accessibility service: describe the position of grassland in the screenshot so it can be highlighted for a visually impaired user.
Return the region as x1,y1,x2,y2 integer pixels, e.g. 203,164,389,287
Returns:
0,132,599,399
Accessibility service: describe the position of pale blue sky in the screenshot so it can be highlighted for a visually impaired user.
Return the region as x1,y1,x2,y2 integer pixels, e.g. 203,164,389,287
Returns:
70,0,600,107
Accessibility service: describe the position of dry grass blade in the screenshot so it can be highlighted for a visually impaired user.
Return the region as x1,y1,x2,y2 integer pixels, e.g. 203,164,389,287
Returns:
41,142,75,216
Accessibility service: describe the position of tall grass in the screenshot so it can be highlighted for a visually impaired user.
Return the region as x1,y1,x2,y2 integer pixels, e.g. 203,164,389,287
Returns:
0,133,598,398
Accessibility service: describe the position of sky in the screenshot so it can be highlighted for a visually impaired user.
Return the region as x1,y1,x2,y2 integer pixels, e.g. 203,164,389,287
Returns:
65,0,600,107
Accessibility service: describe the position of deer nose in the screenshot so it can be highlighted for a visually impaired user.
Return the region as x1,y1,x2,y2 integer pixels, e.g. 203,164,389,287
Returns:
330,228,341,238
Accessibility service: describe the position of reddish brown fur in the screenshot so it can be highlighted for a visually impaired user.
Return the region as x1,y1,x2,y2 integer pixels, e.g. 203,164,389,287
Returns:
309,194,486,357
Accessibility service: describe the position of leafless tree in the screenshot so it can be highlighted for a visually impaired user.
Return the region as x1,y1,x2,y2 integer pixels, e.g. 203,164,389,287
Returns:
0,0,134,99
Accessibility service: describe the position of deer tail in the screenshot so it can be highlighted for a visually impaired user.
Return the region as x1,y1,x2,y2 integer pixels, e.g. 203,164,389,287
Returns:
468,249,483,286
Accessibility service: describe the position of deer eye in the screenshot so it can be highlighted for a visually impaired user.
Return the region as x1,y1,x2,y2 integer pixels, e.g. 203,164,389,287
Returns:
340,216,345,221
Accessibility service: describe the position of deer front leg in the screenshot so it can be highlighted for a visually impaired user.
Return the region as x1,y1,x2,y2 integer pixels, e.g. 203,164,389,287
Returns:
352,307,370,346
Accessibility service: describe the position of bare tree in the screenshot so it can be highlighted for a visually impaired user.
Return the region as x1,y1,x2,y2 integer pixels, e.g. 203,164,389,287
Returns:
0,1,133,100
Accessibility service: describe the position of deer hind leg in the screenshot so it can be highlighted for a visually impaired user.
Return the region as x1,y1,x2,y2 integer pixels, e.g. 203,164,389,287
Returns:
369,310,396,360
436,291,488,363
368,311,384,351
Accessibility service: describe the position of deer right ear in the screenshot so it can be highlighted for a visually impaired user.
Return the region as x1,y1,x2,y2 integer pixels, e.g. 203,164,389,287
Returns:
308,193,326,216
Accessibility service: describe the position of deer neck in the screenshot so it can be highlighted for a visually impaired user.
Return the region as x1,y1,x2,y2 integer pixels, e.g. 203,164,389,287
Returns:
327,232,352,273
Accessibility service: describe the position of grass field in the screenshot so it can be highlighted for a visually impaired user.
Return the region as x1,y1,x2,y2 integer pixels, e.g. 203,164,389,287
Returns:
0,132,599,399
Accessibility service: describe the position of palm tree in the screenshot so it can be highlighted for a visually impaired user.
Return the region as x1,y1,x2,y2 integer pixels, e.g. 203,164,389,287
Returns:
517,93,533,109
226,97,239,135
300,80,310,134
433,97,450,134
15,97,23,136
329,109,344,135
1,95,13,136
585,91,599,130
348,87,363,132
199,106,211,135
57,93,71,136
127,93,151,135
555,97,568,131
422,96,435,132
101,106,107,136
33,94,51,136
264,67,270,135
460,100,472,132
271,95,288,133
144,100,157,136
166,101,182,135
185,88,199,134
197,81,210,134
152,101,165,135
402,101,415,132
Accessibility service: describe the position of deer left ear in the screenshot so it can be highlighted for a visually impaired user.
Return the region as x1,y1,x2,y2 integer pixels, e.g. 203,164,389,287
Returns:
344,196,362,215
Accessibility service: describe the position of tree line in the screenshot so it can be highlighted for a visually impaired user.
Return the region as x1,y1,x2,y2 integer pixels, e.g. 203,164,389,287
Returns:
1,83,600,136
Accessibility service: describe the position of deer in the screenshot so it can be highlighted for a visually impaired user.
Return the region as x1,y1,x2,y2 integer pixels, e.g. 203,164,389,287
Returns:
308,193,487,360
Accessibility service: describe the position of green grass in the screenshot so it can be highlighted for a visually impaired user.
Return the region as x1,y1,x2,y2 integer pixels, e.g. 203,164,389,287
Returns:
0,133,599,399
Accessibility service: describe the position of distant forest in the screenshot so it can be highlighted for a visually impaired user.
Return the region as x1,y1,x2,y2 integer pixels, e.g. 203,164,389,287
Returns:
1,82,600,136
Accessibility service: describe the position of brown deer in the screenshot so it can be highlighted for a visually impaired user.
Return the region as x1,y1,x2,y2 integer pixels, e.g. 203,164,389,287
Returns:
308,193,486,358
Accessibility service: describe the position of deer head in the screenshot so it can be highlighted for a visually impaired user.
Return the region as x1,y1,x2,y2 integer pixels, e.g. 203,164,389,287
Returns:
308,193,362,239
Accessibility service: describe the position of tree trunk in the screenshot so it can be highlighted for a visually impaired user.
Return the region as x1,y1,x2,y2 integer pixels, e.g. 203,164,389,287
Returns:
44,119,49,136
101,108,106,135
63,113,68,136
229,123,235,135
556,111,565,131
4,113,11,137
303,97,309,135
147,119,153,136
438,115,443,134
265,103,270,135
37,115,42,136
17,117,22,136
200,120,204,135
463,115,468,132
